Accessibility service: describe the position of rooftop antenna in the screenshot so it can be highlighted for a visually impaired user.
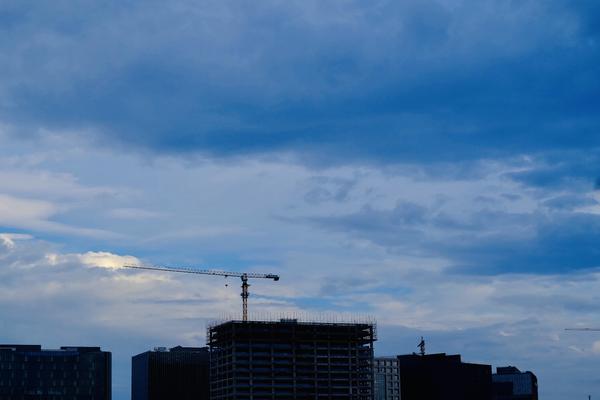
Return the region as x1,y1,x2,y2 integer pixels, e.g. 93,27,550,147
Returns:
418,337,426,356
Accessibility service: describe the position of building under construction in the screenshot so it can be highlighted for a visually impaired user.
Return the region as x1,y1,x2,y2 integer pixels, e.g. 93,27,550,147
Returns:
208,319,376,400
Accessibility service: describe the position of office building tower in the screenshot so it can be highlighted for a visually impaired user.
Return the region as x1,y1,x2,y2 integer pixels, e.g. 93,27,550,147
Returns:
492,366,538,400
0,344,111,400
131,346,209,400
395,353,492,400
374,357,400,400
208,319,376,399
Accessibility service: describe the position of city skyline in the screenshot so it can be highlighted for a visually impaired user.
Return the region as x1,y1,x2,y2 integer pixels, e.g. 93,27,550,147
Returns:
1,1,599,399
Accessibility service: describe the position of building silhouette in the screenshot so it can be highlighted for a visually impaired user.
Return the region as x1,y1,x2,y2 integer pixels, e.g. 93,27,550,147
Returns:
374,353,492,400
131,346,209,400
373,357,400,400
492,366,538,400
0,344,111,400
208,319,376,399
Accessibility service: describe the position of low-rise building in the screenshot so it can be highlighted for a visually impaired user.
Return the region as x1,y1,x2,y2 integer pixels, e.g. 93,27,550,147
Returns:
0,344,111,400
131,346,209,400
374,357,400,400
492,366,538,400
375,352,492,400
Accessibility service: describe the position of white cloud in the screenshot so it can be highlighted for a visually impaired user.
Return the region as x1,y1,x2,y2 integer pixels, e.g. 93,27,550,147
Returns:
575,192,600,215
0,167,126,238
0,194,57,222
0,193,119,238
0,233,33,249
0,170,117,200
0,131,598,399
78,251,141,270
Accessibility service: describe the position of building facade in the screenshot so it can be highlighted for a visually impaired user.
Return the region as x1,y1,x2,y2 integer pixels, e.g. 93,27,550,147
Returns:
395,353,492,400
492,366,538,400
0,344,111,400
208,319,376,400
131,346,209,400
373,357,400,400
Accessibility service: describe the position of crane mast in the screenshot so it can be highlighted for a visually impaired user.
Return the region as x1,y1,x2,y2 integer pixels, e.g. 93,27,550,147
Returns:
123,265,279,321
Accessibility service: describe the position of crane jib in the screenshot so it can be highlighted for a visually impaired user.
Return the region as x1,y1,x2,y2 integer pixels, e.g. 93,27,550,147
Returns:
121,264,280,321
123,265,279,280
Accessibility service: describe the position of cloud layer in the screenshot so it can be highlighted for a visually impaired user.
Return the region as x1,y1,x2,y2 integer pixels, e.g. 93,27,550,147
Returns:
0,0,598,163
0,136,599,399
1,1,599,399
1,232,600,400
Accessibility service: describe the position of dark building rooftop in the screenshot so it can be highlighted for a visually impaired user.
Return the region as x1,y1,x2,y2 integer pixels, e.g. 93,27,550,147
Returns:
492,366,538,400
395,353,492,400
132,346,209,400
0,344,111,400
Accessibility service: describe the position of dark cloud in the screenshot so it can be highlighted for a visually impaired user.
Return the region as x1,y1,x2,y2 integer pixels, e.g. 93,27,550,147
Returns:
0,0,598,164
309,200,430,252
491,291,600,314
304,176,357,204
309,198,600,275
506,150,600,189
542,194,595,210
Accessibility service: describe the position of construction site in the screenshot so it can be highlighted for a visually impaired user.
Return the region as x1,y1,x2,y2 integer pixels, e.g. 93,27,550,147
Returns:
125,264,377,400
122,263,537,400
208,319,376,399
1,262,539,400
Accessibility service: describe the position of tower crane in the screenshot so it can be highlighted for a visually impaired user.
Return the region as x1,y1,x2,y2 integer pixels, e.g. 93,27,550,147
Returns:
123,265,279,321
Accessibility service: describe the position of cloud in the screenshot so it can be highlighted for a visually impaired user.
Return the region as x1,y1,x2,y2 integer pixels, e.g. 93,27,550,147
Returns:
0,236,249,399
0,0,597,164
0,193,120,238
506,150,600,190
2,221,600,400
303,176,358,205
0,194,57,222
0,151,134,239
301,158,600,275
107,208,165,220
0,233,32,248
0,2,598,399
0,169,118,200
77,251,141,269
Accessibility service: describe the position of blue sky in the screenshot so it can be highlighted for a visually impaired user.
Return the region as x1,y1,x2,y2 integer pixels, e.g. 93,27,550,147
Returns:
0,1,599,398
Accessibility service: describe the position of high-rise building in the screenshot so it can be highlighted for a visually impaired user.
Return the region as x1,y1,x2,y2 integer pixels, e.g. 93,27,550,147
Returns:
395,353,492,400
0,344,111,400
492,366,538,400
373,357,400,400
131,346,209,400
208,319,377,400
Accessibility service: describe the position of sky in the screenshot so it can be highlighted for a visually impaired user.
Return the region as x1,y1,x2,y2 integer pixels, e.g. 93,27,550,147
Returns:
0,0,599,398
